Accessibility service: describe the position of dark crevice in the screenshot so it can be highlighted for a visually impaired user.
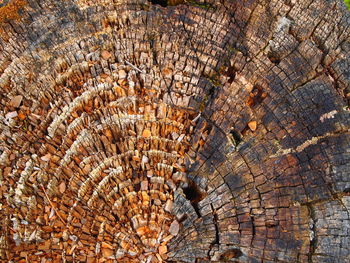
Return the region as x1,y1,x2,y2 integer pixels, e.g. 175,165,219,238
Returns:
241,123,251,136
133,182,141,192
221,65,237,84
266,221,278,228
220,249,243,261
213,209,219,245
183,179,206,217
187,0,216,10
150,0,169,7
148,36,159,65
207,206,219,259
267,52,281,64
149,0,185,7
178,214,188,223
251,216,256,236
229,129,242,146
112,212,120,222
250,215,256,248
307,203,317,263
246,85,268,108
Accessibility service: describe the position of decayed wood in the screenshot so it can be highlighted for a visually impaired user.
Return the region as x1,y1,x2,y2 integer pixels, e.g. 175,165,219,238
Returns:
0,0,349,262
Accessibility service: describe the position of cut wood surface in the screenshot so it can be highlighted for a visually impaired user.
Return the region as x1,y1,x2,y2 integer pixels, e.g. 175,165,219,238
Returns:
0,0,350,262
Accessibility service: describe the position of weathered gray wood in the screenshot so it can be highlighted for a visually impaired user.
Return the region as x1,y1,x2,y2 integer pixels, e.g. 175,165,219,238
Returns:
0,0,349,262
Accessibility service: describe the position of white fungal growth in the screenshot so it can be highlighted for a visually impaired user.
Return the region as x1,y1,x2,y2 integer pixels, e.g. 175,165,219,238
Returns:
14,159,34,206
270,132,341,158
11,217,20,231
87,166,123,207
0,235,6,249
27,196,37,209
118,179,132,190
27,229,42,243
113,198,123,209
145,150,179,161
78,155,129,198
157,163,174,172
0,148,10,166
66,112,89,135
320,110,337,122
150,177,165,184
276,17,292,33
106,185,119,200
79,155,96,167
95,242,101,254
108,96,137,110
47,83,112,137
13,233,21,246
47,177,58,197
112,114,147,126
61,129,92,166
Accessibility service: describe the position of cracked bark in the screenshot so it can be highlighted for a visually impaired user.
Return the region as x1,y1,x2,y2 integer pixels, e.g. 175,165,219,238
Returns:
0,0,350,262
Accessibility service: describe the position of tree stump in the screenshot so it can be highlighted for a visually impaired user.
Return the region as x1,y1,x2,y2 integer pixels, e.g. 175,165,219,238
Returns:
0,0,350,262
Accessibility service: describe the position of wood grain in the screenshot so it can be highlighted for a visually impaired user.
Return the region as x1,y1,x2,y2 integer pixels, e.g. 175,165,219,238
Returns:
0,0,349,262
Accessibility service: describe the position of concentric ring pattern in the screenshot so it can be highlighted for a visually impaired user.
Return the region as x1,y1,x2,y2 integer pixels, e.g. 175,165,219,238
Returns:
1,0,350,262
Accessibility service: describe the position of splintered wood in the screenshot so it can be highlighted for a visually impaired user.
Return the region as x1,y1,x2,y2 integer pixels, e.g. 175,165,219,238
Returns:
2,63,197,262
1,0,350,262
77,78,190,259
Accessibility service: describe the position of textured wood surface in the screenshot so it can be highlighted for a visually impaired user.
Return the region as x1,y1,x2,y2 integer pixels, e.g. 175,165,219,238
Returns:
0,0,350,262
